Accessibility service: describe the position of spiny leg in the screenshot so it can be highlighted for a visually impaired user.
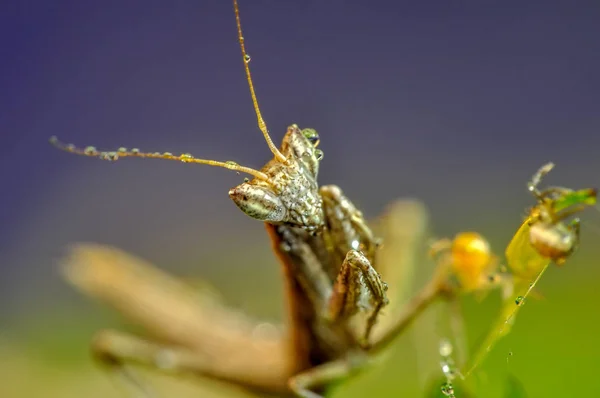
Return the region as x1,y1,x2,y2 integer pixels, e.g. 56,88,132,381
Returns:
320,185,381,262
288,351,369,398
91,329,287,398
326,250,389,346
61,243,293,394
91,329,215,398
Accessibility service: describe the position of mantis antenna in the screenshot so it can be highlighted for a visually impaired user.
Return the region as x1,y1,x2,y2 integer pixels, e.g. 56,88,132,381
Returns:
49,136,269,181
48,0,301,182
233,0,287,164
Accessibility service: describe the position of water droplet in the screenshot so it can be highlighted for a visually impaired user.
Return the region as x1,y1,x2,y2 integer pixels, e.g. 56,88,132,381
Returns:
244,54,251,63
225,160,238,170
163,152,173,156
441,361,458,381
441,382,455,397
179,153,193,163
441,362,451,374
280,242,291,252
243,177,249,183
515,296,525,306
439,338,453,357
118,147,127,153
66,144,76,151
100,152,119,161
49,136,58,144
84,146,96,155
131,148,140,154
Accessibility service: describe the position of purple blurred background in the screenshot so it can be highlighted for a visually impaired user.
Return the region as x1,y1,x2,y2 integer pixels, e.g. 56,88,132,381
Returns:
2,0,600,323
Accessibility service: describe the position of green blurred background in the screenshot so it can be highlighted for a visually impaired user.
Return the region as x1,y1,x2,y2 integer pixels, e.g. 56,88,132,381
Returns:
2,1,600,397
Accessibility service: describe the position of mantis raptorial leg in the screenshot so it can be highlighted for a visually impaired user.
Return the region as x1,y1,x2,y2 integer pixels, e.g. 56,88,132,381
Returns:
62,200,432,397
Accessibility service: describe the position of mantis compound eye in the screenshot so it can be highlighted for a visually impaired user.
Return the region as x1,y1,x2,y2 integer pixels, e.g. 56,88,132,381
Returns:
301,128,320,147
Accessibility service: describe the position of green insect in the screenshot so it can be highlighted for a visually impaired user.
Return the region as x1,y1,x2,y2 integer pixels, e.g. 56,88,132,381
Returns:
465,162,597,377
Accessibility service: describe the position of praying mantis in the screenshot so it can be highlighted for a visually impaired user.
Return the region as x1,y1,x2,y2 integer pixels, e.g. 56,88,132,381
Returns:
51,1,437,397
50,1,597,397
